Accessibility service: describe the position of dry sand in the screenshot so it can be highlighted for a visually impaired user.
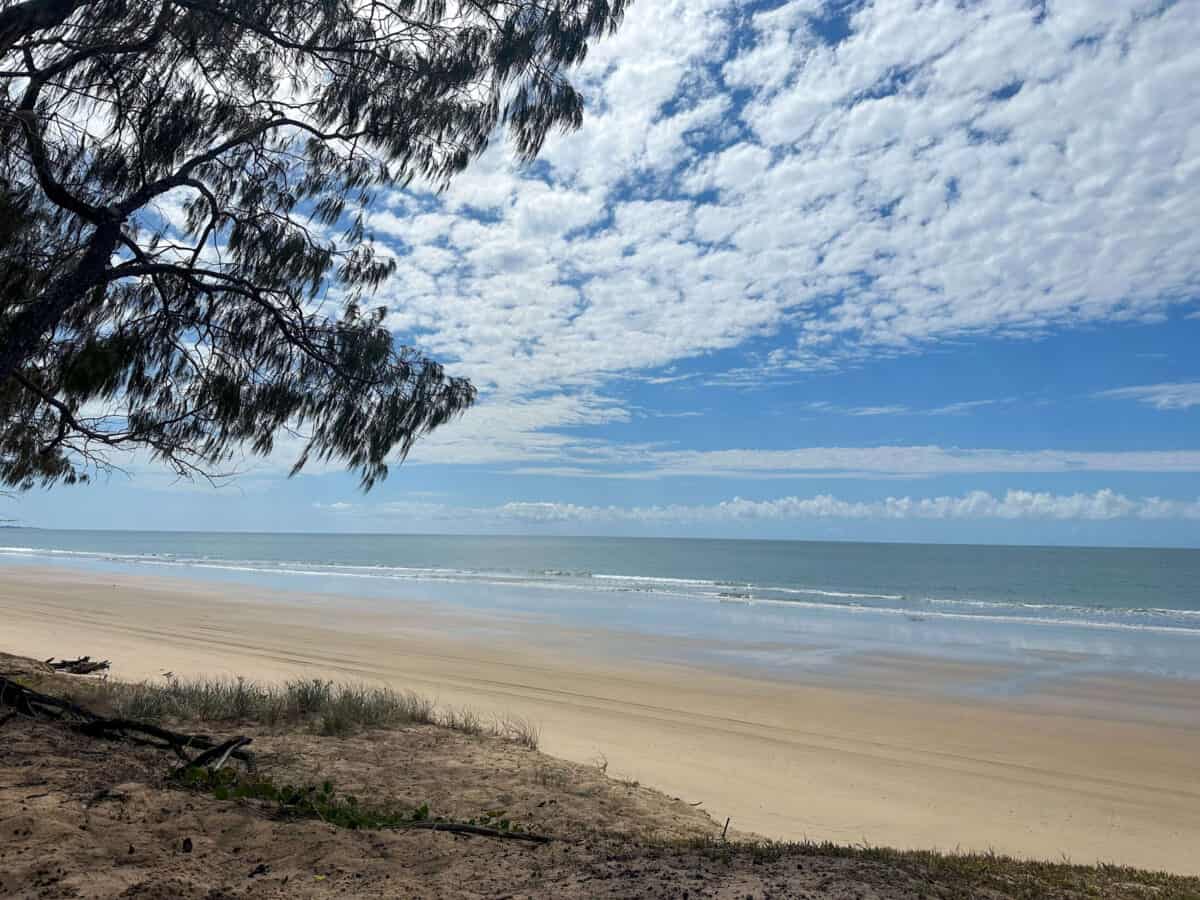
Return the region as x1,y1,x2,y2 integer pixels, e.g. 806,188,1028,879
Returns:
3,564,1199,874
0,694,975,899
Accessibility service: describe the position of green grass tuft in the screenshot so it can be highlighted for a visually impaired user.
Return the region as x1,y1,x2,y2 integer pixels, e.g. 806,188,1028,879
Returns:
495,714,540,751
63,675,529,744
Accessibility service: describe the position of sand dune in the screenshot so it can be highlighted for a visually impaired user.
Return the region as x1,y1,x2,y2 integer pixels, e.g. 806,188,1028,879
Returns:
2,564,1198,874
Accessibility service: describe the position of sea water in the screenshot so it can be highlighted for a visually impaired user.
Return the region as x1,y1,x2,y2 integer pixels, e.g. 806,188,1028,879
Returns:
2,529,1199,688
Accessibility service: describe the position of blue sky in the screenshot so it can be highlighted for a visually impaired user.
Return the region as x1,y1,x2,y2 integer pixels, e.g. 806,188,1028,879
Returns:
6,0,1200,546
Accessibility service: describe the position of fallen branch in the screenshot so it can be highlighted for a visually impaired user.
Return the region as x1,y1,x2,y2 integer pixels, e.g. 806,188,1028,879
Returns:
0,676,254,768
175,736,253,775
78,717,254,767
47,656,111,675
392,822,553,844
1,679,107,720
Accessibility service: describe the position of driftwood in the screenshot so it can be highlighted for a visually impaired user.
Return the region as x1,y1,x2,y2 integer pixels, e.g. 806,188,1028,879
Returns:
393,822,553,844
46,656,111,675
175,736,254,776
0,676,254,768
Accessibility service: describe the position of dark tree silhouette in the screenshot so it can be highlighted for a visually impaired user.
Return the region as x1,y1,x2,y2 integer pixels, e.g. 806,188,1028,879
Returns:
0,0,626,488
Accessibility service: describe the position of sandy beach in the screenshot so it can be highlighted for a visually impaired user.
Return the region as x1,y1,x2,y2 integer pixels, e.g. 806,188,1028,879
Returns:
3,563,1199,875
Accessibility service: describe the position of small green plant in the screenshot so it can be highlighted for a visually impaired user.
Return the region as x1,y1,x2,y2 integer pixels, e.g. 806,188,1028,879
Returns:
175,767,536,837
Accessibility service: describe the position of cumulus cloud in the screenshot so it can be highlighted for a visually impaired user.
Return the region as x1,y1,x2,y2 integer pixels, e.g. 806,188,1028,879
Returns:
357,0,1200,460
1095,382,1200,410
316,489,1200,524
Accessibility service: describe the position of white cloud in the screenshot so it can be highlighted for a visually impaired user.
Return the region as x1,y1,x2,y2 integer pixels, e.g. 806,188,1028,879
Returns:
1095,382,1200,410
316,489,1200,524
846,404,910,417
405,391,633,467
803,397,1010,417
356,0,1200,467
511,445,1200,480
926,399,1006,416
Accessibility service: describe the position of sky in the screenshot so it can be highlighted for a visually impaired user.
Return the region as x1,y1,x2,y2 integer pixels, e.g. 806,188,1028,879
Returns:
6,0,1200,546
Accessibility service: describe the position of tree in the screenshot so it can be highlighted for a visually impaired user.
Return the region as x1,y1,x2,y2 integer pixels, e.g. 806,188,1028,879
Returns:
0,0,626,488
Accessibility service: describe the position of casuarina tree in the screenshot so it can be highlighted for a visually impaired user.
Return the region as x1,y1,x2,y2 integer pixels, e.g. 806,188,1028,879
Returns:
0,0,626,488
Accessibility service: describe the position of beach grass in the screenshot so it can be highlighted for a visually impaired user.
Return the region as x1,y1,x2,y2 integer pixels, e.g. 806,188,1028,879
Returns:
59,673,538,748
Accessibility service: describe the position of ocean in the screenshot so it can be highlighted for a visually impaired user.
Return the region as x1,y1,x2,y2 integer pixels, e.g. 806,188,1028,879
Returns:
3,529,1199,687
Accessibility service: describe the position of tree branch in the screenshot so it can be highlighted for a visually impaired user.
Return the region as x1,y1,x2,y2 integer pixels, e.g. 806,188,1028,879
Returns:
0,0,89,55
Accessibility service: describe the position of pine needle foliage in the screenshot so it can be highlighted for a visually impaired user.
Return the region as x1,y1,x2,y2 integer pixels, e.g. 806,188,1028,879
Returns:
0,0,627,487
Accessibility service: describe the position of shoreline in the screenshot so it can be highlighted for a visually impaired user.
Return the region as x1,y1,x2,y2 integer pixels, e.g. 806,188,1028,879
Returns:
3,540,1199,691
3,563,1199,874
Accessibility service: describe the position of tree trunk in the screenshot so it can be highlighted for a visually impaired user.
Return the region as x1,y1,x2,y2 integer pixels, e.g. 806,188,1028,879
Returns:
0,221,119,384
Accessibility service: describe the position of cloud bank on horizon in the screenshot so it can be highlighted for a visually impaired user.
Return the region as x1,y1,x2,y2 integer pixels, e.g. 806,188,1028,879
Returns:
317,488,1200,525
8,0,1200,544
